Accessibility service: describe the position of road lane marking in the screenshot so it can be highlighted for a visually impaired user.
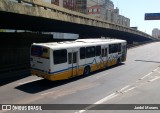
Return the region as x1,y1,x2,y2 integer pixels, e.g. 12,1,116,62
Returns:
123,87,136,93
77,67,160,113
94,93,118,104
148,77,160,82
139,72,153,80
78,93,118,113
18,78,42,85
77,85,138,113
153,67,159,72
117,85,130,93
139,67,160,80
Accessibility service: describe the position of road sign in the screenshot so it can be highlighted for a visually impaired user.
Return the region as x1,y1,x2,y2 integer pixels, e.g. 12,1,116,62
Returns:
145,13,160,20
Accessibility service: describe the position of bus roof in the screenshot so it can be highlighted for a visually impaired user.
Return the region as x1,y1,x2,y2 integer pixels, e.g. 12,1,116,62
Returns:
32,39,126,50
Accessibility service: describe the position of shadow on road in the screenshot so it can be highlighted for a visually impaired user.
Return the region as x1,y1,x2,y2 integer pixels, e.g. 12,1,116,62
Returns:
135,60,160,64
15,63,125,94
0,70,30,86
15,78,80,94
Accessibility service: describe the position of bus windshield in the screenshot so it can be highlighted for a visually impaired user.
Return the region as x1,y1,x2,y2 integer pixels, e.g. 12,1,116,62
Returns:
31,46,49,59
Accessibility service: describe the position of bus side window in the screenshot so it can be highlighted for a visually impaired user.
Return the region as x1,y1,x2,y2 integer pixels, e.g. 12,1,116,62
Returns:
96,46,101,56
109,45,112,54
73,52,77,63
53,49,67,65
86,46,95,58
80,47,86,59
105,48,108,56
118,44,121,52
122,45,127,53
68,53,72,64
113,44,117,53
102,49,105,57
109,44,120,53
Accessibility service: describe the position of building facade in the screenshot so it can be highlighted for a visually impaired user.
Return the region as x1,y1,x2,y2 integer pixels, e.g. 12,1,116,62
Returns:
51,0,87,14
105,0,114,11
87,0,130,27
87,5,106,20
87,0,106,20
152,28,160,38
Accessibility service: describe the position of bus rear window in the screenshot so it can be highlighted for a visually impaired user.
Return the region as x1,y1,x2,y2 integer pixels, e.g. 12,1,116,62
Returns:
31,46,49,59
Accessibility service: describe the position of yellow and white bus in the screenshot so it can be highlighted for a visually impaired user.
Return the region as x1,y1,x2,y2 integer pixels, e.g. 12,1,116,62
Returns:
30,39,127,81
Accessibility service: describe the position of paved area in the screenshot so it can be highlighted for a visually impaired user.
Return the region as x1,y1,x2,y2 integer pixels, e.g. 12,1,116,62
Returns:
0,42,160,113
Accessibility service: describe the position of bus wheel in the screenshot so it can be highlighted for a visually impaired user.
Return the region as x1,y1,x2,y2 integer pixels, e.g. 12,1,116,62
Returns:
83,66,90,76
117,58,121,64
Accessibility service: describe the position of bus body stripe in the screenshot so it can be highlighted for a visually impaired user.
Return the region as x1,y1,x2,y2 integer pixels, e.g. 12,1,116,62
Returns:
32,56,119,75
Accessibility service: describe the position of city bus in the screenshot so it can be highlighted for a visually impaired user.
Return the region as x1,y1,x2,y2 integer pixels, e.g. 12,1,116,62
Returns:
30,39,127,81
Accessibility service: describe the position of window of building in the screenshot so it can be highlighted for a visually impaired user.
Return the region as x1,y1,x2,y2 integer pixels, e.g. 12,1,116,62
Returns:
93,8,97,12
98,8,101,12
88,9,92,12
53,49,67,64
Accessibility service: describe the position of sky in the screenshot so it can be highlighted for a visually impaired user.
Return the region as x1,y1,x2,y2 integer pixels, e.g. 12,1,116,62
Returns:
111,0,160,35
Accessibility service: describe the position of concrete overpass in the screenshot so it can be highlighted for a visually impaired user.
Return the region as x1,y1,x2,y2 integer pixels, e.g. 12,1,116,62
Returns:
0,0,157,76
0,0,155,41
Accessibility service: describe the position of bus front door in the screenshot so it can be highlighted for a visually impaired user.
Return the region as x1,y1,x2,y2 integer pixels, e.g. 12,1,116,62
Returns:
101,46,108,68
68,52,78,77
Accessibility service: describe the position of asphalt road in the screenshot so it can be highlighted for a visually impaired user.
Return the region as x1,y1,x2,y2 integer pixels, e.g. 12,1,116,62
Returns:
0,42,160,113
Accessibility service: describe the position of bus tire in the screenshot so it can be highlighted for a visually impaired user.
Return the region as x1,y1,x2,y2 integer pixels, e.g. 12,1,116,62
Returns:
117,58,121,64
83,66,90,76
